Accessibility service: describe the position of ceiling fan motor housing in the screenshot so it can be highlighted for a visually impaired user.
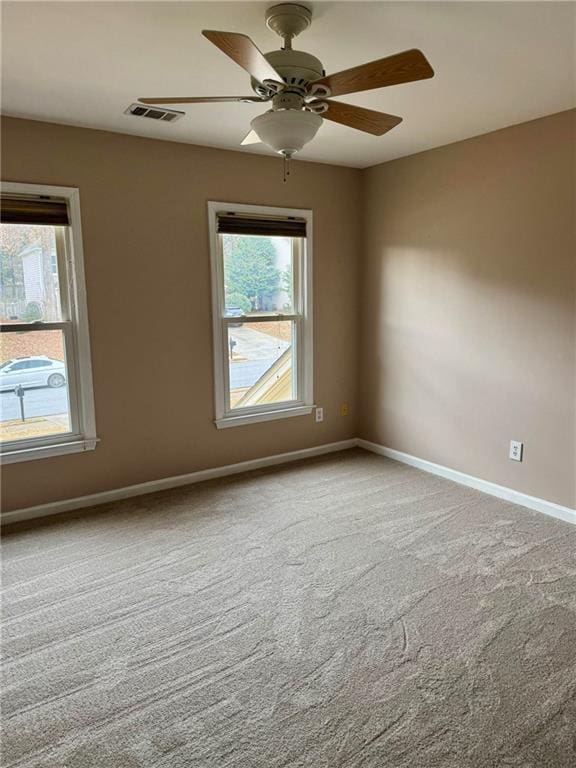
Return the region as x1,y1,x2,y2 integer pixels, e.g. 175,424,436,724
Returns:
251,49,324,97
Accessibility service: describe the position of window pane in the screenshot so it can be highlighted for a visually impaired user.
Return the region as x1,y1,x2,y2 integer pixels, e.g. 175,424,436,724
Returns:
0,330,71,443
0,223,64,322
228,321,294,409
222,234,295,315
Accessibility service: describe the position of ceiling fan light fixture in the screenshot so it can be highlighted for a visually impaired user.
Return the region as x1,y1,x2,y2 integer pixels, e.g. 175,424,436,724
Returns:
250,109,322,156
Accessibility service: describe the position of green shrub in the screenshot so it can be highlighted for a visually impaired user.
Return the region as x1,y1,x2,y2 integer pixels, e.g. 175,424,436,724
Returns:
22,302,42,322
225,293,251,314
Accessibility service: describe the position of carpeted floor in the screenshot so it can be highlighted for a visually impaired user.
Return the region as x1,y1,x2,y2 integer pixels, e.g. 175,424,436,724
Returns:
2,448,576,767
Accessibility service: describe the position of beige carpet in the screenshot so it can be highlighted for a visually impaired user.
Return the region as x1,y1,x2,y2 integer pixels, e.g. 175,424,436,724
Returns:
2,448,576,767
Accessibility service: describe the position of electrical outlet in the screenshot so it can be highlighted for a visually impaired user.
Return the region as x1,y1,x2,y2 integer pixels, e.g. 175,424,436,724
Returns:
340,403,349,417
315,407,324,423
509,440,523,462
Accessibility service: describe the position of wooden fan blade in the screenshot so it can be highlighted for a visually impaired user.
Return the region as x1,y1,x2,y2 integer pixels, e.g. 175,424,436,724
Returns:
314,49,434,97
322,100,402,136
138,96,261,105
240,130,260,146
202,30,282,84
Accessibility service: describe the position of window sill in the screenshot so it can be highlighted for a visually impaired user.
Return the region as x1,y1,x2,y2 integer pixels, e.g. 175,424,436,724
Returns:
215,405,315,430
0,437,99,464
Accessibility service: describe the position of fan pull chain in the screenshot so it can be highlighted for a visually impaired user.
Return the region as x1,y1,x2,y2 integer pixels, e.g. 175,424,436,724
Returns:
283,153,291,183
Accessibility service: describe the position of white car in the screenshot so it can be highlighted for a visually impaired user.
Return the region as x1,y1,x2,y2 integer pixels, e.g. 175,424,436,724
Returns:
0,356,66,391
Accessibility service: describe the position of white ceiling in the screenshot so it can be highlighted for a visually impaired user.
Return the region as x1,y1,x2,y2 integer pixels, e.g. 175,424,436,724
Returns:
2,1,575,168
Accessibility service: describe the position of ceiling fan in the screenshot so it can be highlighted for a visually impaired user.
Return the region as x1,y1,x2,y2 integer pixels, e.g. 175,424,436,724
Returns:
138,3,434,175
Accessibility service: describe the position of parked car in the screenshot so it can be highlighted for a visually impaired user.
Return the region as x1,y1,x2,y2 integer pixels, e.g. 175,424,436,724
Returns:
225,306,245,327
0,356,66,391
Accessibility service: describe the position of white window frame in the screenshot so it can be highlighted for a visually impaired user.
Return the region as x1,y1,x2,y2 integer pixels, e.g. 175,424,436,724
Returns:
1,182,97,463
208,201,314,429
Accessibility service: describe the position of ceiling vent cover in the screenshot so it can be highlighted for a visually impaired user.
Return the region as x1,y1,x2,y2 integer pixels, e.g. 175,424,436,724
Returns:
125,103,184,122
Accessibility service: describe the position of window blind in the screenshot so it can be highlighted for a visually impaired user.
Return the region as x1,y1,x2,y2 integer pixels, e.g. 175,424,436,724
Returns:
0,196,69,226
217,213,306,238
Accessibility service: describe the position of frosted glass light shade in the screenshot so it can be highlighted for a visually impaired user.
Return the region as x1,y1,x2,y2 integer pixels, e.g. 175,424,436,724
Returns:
251,110,322,155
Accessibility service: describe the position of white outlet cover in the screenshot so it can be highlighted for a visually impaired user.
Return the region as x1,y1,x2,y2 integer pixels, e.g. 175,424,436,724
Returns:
509,440,523,462
315,407,324,423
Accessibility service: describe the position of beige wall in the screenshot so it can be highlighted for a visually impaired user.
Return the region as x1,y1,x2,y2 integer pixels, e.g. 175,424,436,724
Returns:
1,117,362,511
2,110,575,514
360,110,576,508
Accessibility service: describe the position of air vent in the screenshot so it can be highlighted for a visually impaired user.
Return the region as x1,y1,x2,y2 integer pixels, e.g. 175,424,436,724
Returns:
124,103,184,123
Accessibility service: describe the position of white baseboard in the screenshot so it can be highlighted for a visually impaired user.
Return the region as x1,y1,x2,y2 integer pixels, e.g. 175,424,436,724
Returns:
358,439,576,527
1,439,358,525
4,437,574,528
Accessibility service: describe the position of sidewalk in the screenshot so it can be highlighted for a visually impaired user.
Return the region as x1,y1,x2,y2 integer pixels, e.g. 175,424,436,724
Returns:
0,414,69,442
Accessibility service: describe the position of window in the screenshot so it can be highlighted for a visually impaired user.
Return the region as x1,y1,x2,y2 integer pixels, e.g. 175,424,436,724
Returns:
1,183,97,463
208,202,314,428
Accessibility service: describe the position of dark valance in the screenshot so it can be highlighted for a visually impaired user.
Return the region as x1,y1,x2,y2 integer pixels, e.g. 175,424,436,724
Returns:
217,213,306,238
1,196,69,226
